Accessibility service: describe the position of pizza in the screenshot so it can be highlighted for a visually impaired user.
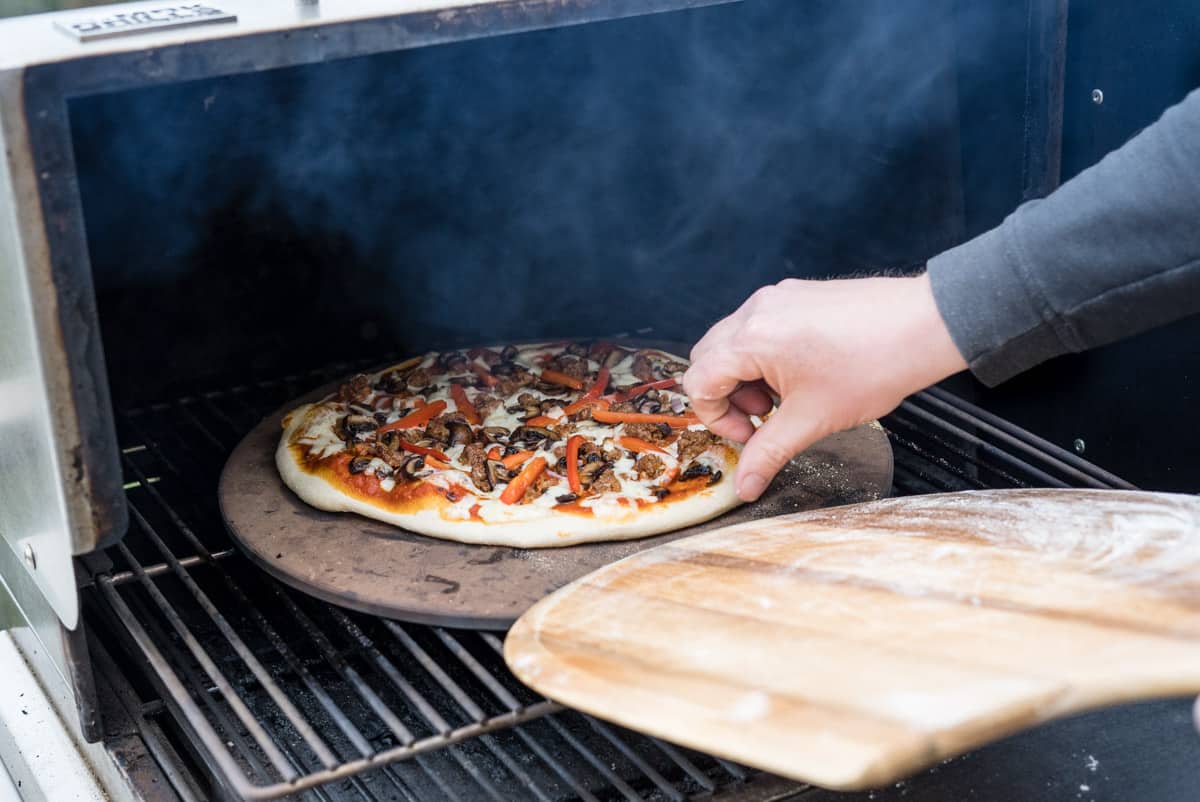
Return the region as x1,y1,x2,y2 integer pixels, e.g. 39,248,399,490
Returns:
275,341,744,547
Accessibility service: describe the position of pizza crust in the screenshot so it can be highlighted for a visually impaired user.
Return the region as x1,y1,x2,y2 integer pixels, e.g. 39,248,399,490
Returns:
275,343,745,548
276,419,741,548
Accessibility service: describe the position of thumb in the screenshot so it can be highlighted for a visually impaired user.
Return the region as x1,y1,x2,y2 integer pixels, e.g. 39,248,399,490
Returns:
734,397,826,502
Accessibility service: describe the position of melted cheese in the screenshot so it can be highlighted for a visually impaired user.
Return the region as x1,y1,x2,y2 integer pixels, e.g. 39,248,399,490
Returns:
295,342,726,518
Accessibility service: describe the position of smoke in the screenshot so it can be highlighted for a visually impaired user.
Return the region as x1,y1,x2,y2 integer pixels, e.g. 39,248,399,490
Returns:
70,0,1017,399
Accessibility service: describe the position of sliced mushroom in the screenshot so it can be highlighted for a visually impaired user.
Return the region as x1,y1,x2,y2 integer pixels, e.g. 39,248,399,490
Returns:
565,342,588,357
636,397,662,414
480,426,510,443
514,425,558,445
374,464,394,479
533,381,570,395
375,368,412,394
485,460,512,488
501,345,519,361
439,352,469,372
341,414,378,440
400,455,429,480
604,348,627,368
490,361,517,377
579,460,608,486
446,421,473,446
348,456,372,475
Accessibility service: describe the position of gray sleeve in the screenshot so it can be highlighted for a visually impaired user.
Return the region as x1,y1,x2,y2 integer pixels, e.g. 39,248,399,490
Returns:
926,86,1200,387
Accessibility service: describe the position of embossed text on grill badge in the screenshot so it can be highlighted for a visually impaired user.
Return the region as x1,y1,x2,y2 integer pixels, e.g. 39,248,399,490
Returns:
54,4,236,42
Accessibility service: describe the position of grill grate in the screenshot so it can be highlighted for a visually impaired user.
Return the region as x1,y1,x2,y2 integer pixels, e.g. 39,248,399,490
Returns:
87,359,770,801
84,359,1132,801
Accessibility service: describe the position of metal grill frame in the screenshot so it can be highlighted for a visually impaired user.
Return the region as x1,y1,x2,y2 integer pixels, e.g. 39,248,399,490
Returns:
84,362,1134,801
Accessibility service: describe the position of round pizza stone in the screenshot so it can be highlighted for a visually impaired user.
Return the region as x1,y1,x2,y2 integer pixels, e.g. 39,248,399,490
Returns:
219,357,893,630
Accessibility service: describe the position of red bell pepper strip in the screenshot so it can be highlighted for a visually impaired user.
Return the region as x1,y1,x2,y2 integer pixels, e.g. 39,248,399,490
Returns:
486,445,502,461
524,414,560,427
590,409,699,428
471,364,499,387
562,397,611,417
501,450,536,471
424,456,453,471
500,456,547,505
398,440,451,462
450,383,482,425
580,367,610,400
539,369,585,390
616,436,669,456
377,400,447,433
565,435,584,495
604,378,679,403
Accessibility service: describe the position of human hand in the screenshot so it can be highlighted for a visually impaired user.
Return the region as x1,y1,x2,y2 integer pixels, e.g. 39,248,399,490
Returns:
683,273,968,501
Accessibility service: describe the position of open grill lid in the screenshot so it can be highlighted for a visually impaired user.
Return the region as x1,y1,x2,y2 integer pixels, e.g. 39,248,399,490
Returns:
0,0,740,629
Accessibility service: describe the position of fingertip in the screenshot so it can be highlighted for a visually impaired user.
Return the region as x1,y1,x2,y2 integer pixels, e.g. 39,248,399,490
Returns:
729,383,773,417
708,410,756,444
736,472,768,502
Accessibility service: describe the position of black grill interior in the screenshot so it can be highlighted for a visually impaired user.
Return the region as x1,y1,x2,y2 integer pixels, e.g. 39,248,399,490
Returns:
78,353,1133,802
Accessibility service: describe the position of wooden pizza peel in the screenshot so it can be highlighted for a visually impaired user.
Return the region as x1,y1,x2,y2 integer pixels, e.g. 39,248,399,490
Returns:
504,488,1200,791
218,341,893,630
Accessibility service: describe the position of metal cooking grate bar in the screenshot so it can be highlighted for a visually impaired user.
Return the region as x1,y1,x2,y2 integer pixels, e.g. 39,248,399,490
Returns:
263,582,419,745
126,496,341,769
112,535,301,781
127,399,565,802
106,549,236,585
896,401,1067,488
543,715,644,801
642,740,717,793
924,386,1136,489
121,413,460,800
321,610,508,802
376,620,638,802
506,727,602,802
477,631,740,794
149,500,380,763
100,403,569,799
890,459,954,495
98,576,278,789
582,718,685,802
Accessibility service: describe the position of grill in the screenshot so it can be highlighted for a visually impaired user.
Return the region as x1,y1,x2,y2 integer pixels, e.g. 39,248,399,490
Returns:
78,358,1136,802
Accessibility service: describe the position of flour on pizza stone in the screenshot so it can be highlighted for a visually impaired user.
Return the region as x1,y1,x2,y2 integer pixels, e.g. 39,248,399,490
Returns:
275,342,743,548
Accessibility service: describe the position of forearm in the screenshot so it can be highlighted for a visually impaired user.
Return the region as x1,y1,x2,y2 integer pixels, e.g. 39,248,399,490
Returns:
927,87,1200,386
